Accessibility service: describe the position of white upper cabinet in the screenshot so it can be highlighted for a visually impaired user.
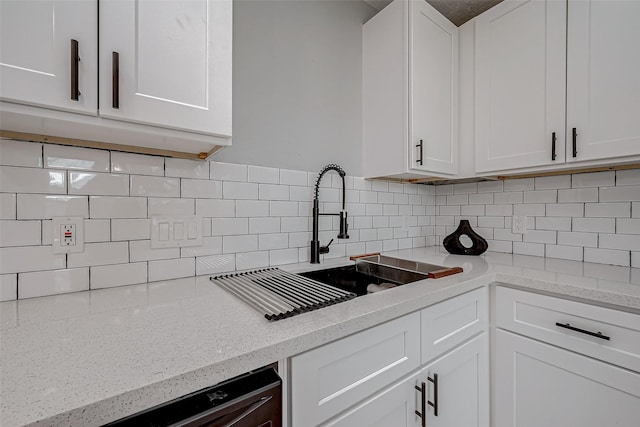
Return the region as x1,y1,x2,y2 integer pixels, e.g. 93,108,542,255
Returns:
475,0,640,174
363,0,458,179
0,0,98,115
0,0,231,158
566,0,640,162
99,0,231,137
475,0,566,173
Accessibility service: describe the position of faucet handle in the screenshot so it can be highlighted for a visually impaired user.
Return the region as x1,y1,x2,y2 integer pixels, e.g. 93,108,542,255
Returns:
319,238,333,255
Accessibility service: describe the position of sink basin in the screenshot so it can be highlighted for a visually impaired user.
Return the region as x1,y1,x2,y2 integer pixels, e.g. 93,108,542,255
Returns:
299,255,462,297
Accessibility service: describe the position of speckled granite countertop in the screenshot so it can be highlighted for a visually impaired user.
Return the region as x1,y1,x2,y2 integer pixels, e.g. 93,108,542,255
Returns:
1,248,639,426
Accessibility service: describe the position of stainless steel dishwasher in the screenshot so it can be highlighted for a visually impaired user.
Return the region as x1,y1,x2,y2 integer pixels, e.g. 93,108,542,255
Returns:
104,365,282,427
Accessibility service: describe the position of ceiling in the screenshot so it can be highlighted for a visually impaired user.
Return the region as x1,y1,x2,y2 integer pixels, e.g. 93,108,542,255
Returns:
364,0,504,27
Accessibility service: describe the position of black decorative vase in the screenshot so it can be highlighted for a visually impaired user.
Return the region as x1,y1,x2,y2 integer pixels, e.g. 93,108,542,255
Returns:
443,220,488,255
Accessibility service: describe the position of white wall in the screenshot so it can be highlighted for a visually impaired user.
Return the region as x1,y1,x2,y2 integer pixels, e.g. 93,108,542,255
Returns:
217,0,377,176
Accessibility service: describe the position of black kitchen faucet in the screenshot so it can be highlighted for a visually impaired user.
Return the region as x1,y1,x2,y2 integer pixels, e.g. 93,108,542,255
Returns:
310,164,349,264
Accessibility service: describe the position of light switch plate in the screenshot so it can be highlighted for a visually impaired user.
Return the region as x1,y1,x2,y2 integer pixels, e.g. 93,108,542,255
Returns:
151,216,203,248
52,217,84,254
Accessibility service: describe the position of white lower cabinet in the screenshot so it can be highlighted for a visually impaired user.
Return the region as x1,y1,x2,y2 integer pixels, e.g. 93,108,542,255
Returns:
421,333,489,427
495,329,640,427
289,287,489,427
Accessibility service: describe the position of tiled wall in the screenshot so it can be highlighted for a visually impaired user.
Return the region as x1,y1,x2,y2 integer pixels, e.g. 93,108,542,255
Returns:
434,172,640,267
0,139,435,301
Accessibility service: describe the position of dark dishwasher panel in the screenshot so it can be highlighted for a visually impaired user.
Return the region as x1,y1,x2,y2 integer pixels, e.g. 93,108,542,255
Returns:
104,366,281,427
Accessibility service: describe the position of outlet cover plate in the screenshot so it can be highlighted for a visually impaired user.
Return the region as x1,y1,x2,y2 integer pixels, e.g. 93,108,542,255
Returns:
512,215,527,234
52,217,84,254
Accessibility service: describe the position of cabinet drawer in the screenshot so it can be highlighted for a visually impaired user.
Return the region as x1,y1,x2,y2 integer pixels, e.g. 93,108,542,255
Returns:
290,312,420,427
496,286,640,372
421,287,488,364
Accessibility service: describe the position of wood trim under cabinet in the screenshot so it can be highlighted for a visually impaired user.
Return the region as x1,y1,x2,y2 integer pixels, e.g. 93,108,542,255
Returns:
0,130,218,160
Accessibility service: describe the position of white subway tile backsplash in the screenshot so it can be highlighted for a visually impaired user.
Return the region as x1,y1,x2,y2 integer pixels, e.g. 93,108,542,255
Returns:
165,158,208,179
248,165,279,184
196,199,235,217
196,254,235,275
535,175,570,190
558,188,598,203
617,218,640,234
617,169,640,186
494,228,523,242
573,218,615,233
280,169,307,186
503,178,534,191
211,218,248,236
453,183,477,194
372,181,388,192
223,235,258,253
0,140,42,167
599,233,640,251
111,219,151,241
148,198,195,216
557,231,597,248
19,268,89,298
111,152,164,176
0,246,65,274
389,182,404,193
513,242,545,257
378,192,394,204
290,186,313,202
494,191,523,204
44,145,109,172
90,196,146,219
524,190,557,204
488,240,512,253
1,166,66,194
546,244,583,261
270,201,298,217
131,175,179,197
84,219,110,243
535,217,571,231
572,171,614,188
545,203,583,217
585,202,630,218
0,193,16,219
269,248,298,266
486,204,513,216
584,248,630,267
523,230,556,244
249,217,280,234
236,251,270,270
181,237,222,257
68,172,129,196
469,193,493,204
236,200,269,217
259,184,289,201
149,257,195,281
600,185,640,202
0,274,17,301
446,194,468,205
210,162,247,182
181,179,222,199
90,262,148,289
478,216,504,228
259,233,289,250
0,220,41,247
514,203,545,216
223,182,258,200
477,181,503,193
634,202,640,218
281,217,309,232
130,240,179,262
68,242,128,267
360,191,377,203
632,252,639,268
353,177,370,191
18,195,88,219
439,205,461,216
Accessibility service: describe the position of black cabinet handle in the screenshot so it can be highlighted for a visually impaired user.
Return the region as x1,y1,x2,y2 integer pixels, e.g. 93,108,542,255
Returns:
70,39,80,101
416,139,424,166
555,322,610,341
415,382,426,427
428,373,439,416
551,132,557,161
112,52,120,109
572,128,578,157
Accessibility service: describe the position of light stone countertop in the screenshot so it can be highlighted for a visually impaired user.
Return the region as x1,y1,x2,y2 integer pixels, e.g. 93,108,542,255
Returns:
1,247,639,426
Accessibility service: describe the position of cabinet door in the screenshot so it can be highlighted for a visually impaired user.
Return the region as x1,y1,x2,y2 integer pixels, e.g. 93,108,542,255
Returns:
409,0,458,175
420,333,489,427
0,0,97,114
566,0,640,162
475,0,566,173
495,329,640,427
324,373,421,427
99,0,231,137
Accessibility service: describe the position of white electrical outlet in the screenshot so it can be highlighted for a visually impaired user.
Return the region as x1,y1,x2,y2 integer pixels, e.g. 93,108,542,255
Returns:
52,217,84,253
512,215,527,234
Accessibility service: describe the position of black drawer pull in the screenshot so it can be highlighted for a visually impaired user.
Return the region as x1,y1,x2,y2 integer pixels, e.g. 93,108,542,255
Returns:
555,322,610,341
415,382,426,427
112,51,120,109
572,127,578,157
551,132,557,161
70,39,80,100
416,139,424,166
427,373,439,416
